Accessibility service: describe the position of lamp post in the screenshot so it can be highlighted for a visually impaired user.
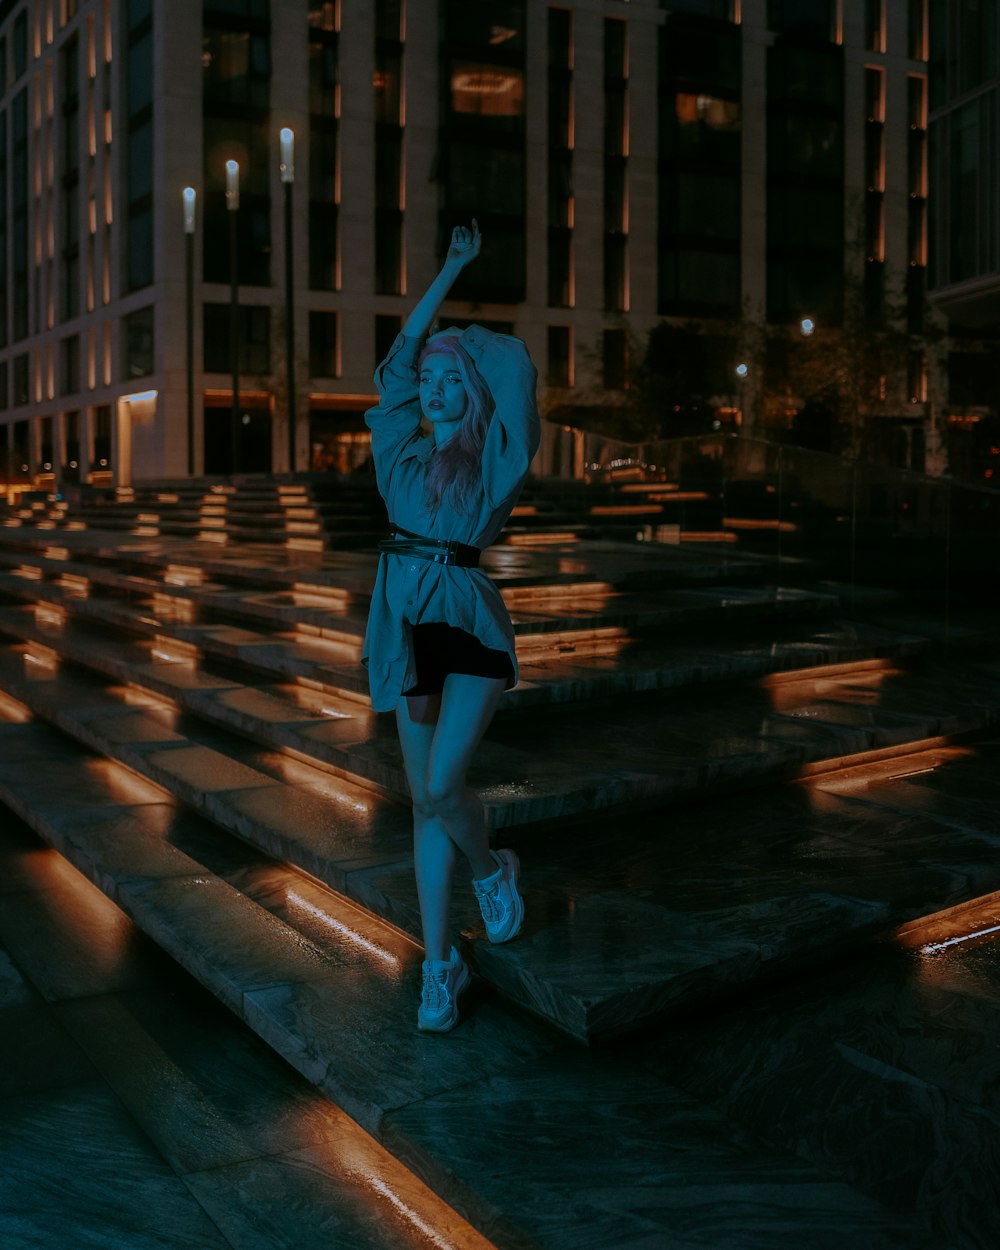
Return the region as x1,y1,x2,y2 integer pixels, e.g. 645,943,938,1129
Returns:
280,127,296,474
183,187,196,476
226,159,241,475
735,361,749,431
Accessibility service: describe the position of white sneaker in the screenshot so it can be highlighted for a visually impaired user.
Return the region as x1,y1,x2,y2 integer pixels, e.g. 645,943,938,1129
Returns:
473,849,524,944
417,946,471,1033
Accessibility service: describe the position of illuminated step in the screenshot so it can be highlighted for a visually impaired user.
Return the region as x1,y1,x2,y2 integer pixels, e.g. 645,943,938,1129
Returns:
0,713,914,1249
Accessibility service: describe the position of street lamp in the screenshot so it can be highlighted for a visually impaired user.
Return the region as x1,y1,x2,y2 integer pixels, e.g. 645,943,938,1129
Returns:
183,186,196,476
226,159,241,474
280,127,296,474
735,361,749,430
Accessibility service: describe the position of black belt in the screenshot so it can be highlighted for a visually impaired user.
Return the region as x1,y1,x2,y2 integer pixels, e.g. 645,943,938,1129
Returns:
377,524,481,568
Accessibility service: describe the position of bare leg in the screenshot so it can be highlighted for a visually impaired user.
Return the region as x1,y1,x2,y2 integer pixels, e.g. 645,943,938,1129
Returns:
396,675,506,962
396,692,453,963
425,673,507,880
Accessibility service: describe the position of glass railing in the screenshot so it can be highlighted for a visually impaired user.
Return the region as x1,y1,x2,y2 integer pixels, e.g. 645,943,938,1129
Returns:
536,426,999,631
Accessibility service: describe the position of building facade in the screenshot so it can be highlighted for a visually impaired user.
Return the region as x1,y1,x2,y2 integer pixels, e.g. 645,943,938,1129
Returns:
0,0,943,490
927,0,1000,485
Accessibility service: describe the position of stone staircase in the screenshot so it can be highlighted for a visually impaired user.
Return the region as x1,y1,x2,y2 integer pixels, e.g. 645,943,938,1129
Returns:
1,475,998,1249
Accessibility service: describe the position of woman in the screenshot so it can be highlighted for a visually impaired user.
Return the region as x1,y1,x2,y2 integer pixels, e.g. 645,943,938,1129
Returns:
362,220,540,1033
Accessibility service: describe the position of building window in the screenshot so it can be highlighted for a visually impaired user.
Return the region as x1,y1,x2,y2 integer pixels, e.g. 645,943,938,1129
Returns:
60,334,81,394
309,4,339,291
201,26,271,110
12,90,29,341
548,7,574,309
441,0,527,304
203,117,272,287
309,310,338,378
548,326,571,388
13,11,27,78
908,0,928,61
374,314,402,365
0,108,7,349
92,402,111,468
124,0,154,291
203,302,271,375
604,18,628,313
767,0,834,40
202,2,271,288
13,354,30,407
123,305,154,378
374,0,403,296
766,37,844,323
603,328,628,390
64,409,80,480
657,0,733,17
864,63,886,317
658,16,741,317
865,0,886,53
40,417,54,472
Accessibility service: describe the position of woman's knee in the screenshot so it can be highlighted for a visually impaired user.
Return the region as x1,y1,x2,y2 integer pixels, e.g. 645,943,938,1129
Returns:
424,771,467,815
409,788,437,822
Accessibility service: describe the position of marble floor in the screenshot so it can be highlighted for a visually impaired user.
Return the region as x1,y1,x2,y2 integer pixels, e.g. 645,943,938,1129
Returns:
0,812,496,1250
3,800,999,1250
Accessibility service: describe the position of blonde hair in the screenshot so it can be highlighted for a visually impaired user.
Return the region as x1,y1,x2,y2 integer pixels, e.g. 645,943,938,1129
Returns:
419,337,494,514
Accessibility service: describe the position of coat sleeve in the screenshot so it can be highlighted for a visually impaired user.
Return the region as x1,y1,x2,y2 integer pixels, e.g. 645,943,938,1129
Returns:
364,333,425,499
460,326,540,508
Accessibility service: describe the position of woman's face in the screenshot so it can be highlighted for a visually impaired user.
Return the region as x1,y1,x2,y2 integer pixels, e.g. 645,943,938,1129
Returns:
419,353,468,433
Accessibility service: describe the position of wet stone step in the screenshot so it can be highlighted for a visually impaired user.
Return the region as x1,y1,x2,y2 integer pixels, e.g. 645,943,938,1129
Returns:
0,729,930,1250
0,521,784,602
0,553,929,715
0,561,847,696
3,629,1000,1042
0,600,956,830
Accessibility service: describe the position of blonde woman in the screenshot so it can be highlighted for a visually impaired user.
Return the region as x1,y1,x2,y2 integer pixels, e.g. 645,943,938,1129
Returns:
362,221,540,1032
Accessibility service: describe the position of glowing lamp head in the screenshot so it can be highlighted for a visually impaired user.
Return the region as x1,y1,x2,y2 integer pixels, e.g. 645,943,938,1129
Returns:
280,128,295,183
225,160,240,210
182,186,196,234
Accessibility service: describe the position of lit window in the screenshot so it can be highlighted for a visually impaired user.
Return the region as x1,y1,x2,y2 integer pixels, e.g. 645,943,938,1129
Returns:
675,93,741,131
451,65,525,117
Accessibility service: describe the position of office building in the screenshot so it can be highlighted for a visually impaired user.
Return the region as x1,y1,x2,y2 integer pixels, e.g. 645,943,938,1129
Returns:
0,0,943,489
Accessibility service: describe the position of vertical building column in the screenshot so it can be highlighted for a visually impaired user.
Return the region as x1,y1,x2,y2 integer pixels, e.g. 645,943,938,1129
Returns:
881,0,913,284
842,47,869,287
401,1,438,306
740,0,768,329
523,0,548,322
155,0,201,477
339,0,375,382
741,1,768,431
628,4,659,323
571,7,606,385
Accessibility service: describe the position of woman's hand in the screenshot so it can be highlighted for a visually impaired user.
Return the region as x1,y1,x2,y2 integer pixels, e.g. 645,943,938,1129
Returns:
446,219,481,269
400,220,481,340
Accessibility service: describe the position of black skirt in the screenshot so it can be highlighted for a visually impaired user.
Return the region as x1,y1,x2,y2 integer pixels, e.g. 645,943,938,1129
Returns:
403,622,514,697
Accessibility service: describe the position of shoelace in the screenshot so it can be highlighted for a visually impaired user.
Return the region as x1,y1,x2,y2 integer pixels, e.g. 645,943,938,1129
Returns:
476,880,505,924
422,968,450,1012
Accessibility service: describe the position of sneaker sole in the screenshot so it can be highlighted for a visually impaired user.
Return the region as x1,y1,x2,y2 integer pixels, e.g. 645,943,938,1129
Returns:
417,962,472,1033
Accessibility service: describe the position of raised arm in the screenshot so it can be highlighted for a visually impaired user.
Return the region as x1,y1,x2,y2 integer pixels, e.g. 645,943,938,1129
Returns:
402,220,481,339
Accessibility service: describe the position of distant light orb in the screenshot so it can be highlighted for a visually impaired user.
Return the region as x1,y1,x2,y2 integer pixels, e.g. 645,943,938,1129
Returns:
800,317,816,336
735,362,749,379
